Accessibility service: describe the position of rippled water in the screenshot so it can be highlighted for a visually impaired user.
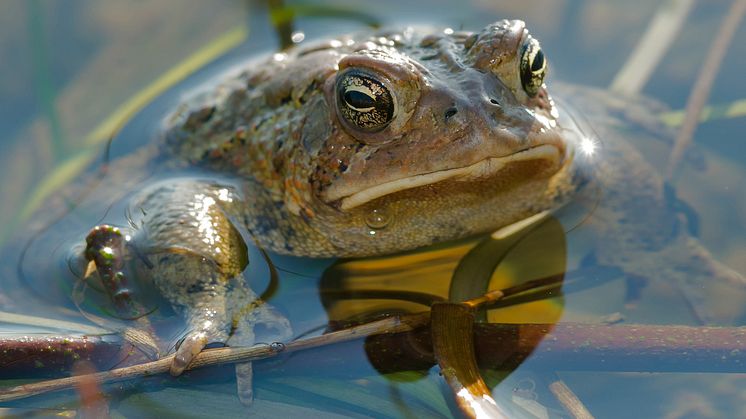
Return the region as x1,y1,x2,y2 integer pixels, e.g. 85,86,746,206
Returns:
1,1,745,417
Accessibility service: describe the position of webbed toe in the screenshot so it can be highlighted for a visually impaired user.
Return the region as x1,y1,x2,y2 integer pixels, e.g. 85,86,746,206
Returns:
228,301,293,405
170,331,210,376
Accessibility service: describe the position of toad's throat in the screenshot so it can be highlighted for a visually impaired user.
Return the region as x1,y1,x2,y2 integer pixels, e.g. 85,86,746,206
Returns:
337,144,562,210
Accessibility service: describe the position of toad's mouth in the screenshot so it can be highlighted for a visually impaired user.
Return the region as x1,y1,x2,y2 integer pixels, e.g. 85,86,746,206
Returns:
335,144,563,210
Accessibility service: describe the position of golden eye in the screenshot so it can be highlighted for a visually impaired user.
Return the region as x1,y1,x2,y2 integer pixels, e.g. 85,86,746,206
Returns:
336,70,394,132
520,37,546,97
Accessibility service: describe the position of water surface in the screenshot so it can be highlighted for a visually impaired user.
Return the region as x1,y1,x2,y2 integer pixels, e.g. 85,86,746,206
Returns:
1,1,745,417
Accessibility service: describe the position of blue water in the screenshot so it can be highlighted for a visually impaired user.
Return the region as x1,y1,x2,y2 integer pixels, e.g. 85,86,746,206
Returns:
1,1,745,417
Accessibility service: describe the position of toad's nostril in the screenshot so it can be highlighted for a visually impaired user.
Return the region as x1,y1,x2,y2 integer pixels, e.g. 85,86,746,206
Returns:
444,107,458,120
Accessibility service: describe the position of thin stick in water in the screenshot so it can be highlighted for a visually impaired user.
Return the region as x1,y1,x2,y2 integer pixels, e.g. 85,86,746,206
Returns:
609,0,694,96
549,379,595,419
667,0,746,178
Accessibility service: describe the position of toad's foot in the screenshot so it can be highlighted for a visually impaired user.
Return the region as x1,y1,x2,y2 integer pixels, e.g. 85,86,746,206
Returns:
230,300,293,405
168,284,292,406
170,329,215,376
123,180,293,402
168,291,231,376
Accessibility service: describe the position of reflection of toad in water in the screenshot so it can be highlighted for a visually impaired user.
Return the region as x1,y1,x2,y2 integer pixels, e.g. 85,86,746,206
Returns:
320,216,567,375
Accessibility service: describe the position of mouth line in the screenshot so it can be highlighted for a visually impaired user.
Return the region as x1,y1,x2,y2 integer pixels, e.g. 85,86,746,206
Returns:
337,144,561,210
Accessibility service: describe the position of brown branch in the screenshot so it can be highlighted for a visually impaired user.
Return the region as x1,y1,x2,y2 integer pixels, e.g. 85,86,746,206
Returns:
0,311,430,402
4,320,746,404
0,270,545,387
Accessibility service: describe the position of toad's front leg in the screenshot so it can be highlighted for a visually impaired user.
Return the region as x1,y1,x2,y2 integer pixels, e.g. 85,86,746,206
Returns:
129,180,291,403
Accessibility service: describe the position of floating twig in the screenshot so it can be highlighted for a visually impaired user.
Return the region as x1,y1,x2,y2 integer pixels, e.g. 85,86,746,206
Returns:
5,320,746,403
549,379,595,419
0,311,430,402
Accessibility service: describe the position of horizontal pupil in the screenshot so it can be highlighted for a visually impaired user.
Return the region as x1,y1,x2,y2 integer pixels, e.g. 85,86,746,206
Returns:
531,50,544,72
344,90,376,109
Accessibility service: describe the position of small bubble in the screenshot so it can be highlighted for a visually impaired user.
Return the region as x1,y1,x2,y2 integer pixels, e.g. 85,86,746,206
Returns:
365,208,390,230
291,31,305,43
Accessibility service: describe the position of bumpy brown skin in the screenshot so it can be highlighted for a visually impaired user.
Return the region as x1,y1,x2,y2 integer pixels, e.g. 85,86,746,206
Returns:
162,20,571,258
61,20,741,402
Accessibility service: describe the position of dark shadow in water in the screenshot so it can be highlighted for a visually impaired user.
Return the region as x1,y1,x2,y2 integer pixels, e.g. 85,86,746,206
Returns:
318,217,567,384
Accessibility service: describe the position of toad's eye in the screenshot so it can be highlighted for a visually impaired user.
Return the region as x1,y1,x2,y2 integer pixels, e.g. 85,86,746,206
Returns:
336,70,394,132
519,37,546,97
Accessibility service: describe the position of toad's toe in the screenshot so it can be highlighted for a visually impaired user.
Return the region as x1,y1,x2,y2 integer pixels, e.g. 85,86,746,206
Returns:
235,362,254,406
170,331,209,376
